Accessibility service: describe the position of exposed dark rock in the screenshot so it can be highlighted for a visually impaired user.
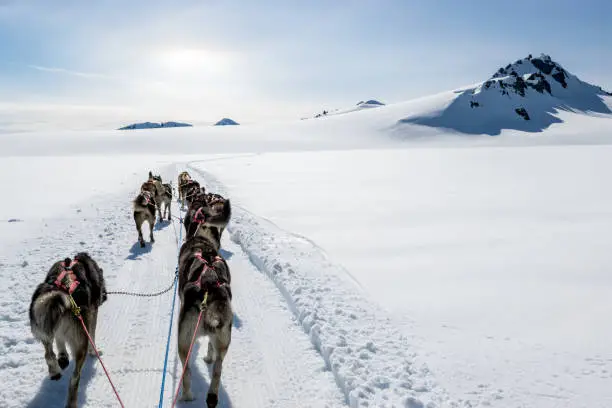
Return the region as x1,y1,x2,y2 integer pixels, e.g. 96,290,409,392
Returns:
515,107,530,120
470,101,480,108
552,71,568,88
511,76,527,97
531,75,552,94
531,57,556,74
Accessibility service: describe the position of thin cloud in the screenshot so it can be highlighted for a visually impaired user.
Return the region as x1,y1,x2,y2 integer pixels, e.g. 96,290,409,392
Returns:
28,65,116,80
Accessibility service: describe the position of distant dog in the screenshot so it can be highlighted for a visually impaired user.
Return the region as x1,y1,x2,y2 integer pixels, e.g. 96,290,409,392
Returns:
160,182,173,221
182,180,204,210
205,193,231,239
184,194,231,248
177,230,232,406
29,253,107,408
145,171,165,221
133,184,157,247
178,171,192,204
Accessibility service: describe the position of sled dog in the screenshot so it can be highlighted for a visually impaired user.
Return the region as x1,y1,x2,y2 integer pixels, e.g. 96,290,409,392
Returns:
177,210,232,406
29,253,107,408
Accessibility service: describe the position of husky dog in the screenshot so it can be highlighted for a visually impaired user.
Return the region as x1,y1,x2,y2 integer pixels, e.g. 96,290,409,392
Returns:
184,194,231,247
145,171,165,221
29,253,107,408
177,171,192,204
133,185,157,247
160,182,173,221
205,193,231,239
182,180,204,210
177,218,232,406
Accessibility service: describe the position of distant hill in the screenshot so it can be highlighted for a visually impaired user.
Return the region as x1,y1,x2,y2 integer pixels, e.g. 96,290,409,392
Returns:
118,121,192,130
214,118,240,126
306,99,386,119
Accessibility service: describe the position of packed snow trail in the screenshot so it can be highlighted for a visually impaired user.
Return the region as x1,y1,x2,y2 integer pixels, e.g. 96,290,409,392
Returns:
0,165,345,408
188,163,464,408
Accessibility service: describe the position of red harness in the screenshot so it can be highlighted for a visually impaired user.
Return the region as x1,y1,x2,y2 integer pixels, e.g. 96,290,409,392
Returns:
54,260,80,295
141,190,154,205
193,207,206,224
191,252,224,289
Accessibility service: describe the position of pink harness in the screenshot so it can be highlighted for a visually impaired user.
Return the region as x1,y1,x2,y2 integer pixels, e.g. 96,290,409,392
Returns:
193,207,206,224
191,252,224,289
54,260,80,295
141,190,153,205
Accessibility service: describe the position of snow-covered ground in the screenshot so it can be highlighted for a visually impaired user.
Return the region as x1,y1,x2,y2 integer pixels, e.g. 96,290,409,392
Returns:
191,146,612,407
1,79,612,407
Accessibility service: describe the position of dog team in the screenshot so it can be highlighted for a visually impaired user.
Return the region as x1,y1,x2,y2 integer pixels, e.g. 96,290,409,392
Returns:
29,169,232,408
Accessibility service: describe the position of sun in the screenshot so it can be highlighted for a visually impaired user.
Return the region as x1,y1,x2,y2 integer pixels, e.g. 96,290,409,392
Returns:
157,48,227,74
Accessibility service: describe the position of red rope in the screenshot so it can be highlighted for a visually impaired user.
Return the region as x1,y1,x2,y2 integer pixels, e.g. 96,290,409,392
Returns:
171,309,204,408
76,315,125,408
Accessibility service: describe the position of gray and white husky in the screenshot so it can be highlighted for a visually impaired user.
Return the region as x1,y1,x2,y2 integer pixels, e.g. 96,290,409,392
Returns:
133,185,157,248
29,252,107,408
177,203,233,407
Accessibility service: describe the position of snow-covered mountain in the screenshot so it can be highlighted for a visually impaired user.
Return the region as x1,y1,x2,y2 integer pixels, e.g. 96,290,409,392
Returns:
118,121,192,130
399,54,612,135
214,118,239,126
307,99,386,119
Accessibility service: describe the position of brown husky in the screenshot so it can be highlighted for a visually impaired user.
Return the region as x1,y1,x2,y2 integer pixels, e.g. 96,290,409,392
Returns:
145,171,165,221
29,253,107,408
177,171,191,204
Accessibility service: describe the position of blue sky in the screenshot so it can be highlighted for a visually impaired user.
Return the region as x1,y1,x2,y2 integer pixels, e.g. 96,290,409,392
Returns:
0,0,610,130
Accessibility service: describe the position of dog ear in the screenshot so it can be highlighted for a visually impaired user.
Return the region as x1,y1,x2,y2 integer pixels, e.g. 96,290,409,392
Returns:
149,171,153,178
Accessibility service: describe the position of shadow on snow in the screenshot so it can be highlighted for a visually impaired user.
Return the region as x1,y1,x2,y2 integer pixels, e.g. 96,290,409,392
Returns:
26,357,97,408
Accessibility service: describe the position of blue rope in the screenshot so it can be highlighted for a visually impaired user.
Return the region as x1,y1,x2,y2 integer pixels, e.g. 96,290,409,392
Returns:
157,213,183,408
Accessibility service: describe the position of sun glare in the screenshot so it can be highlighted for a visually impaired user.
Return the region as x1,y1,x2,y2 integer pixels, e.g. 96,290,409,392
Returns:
157,48,228,74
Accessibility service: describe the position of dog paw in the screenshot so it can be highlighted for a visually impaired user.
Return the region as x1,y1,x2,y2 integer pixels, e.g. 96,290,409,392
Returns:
139,241,145,248
58,354,69,369
50,372,62,381
206,393,218,407
180,390,195,401
150,237,155,243
88,347,102,356
203,355,213,364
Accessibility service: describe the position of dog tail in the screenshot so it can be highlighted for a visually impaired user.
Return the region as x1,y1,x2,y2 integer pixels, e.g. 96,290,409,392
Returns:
29,290,71,342
204,300,232,329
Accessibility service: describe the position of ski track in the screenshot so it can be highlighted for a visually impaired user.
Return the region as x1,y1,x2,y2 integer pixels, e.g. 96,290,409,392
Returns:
189,163,469,408
0,164,346,408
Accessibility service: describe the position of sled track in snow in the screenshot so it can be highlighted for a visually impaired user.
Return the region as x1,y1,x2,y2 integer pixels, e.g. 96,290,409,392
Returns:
188,162,467,408
0,163,346,408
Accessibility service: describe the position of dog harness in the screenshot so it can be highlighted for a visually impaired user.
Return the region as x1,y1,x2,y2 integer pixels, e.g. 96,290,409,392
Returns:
141,190,154,205
191,252,226,291
193,207,206,224
54,259,80,295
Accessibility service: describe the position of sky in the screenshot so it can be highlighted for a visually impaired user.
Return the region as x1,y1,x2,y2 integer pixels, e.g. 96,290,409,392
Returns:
0,0,610,131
